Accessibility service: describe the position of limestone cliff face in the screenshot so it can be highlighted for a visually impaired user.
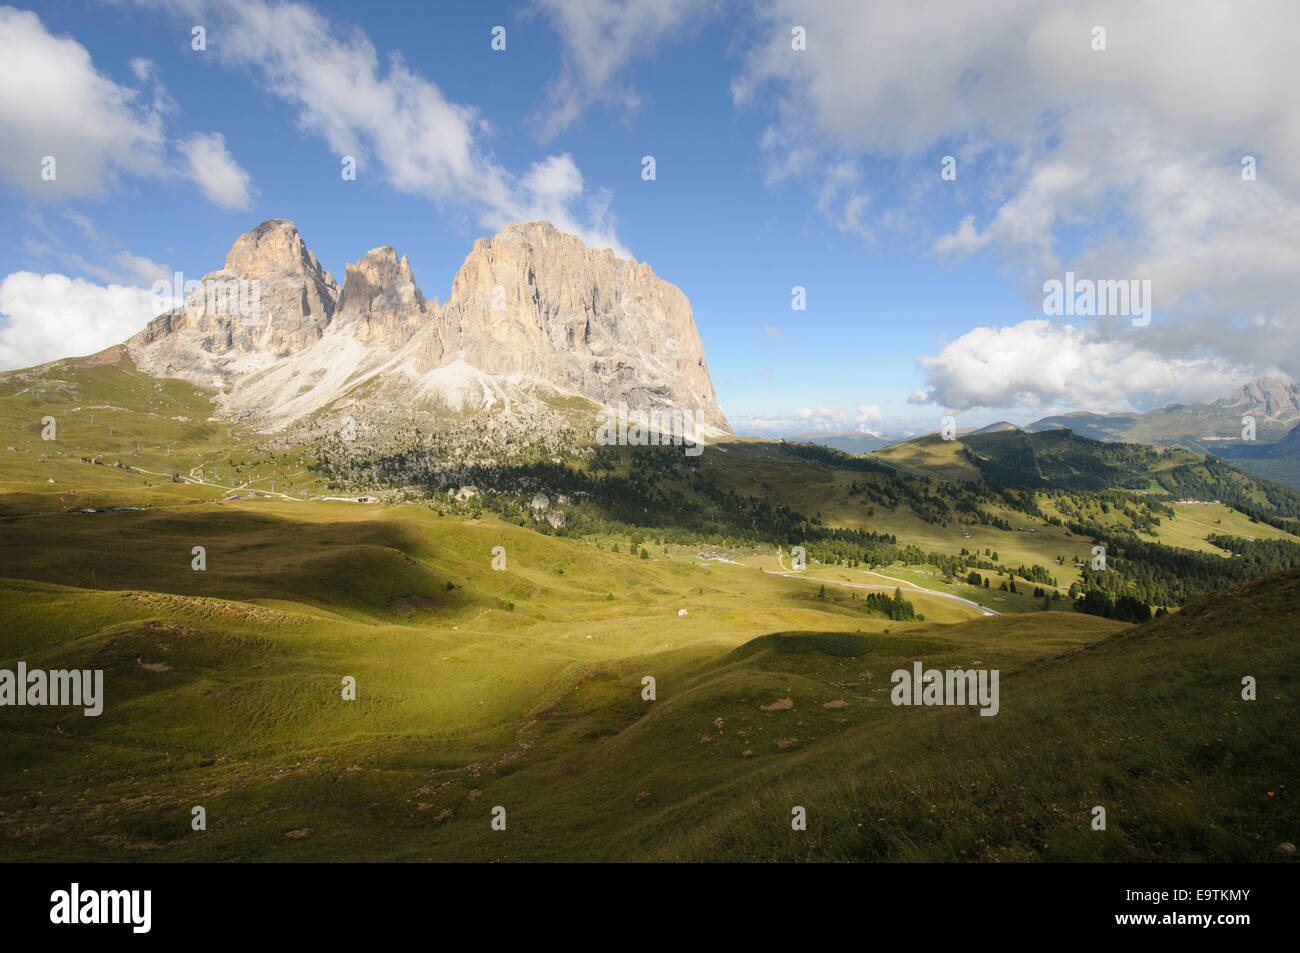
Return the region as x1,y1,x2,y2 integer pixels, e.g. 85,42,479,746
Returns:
333,246,429,346
220,218,340,328
125,219,730,434
130,219,339,378
437,222,726,430
1221,378,1300,423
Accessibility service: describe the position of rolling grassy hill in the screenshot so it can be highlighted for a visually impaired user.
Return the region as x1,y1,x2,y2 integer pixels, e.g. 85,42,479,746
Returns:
2,358,1298,862
879,428,1218,493
1,499,1294,860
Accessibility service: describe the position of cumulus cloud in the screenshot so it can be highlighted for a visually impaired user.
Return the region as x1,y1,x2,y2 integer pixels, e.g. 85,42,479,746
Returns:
915,320,1260,413
503,153,618,242
0,6,252,207
2,211,175,370
0,272,158,369
0,5,166,198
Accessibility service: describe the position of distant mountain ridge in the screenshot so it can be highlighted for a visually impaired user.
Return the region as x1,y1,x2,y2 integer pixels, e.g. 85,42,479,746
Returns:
786,431,893,454
1020,377,1300,488
1269,420,1300,457
1026,377,1300,445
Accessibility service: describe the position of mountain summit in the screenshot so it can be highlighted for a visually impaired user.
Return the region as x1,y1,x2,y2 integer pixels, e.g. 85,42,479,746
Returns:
126,220,729,436
132,219,339,366
1220,377,1300,423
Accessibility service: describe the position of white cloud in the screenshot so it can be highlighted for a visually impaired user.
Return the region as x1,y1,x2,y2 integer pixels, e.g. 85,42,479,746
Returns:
932,215,984,257
528,0,702,142
518,153,583,208
0,5,166,198
916,319,1258,413
129,57,155,83
737,1,1298,179
503,153,618,241
0,272,157,369
815,160,873,240
128,56,177,115
733,403,883,435
179,132,255,210
855,404,883,423
113,251,172,288
0,6,252,207
737,0,1300,396
931,104,1300,322
179,0,627,252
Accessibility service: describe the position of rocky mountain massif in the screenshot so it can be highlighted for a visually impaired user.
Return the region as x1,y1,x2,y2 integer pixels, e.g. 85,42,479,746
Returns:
1026,378,1300,447
124,219,729,442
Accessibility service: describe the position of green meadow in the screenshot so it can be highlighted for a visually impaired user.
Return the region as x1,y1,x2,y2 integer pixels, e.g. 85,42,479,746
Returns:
0,357,1296,861
0,497,1294,861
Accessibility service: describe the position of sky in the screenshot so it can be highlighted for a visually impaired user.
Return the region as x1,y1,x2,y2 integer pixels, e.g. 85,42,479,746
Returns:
1,0,1297,437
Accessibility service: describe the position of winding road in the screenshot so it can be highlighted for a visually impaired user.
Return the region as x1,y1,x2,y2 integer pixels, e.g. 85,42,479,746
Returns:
768,555,999,616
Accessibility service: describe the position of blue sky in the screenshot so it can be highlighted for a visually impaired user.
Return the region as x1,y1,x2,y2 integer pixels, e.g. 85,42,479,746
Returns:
1,0,1297,436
